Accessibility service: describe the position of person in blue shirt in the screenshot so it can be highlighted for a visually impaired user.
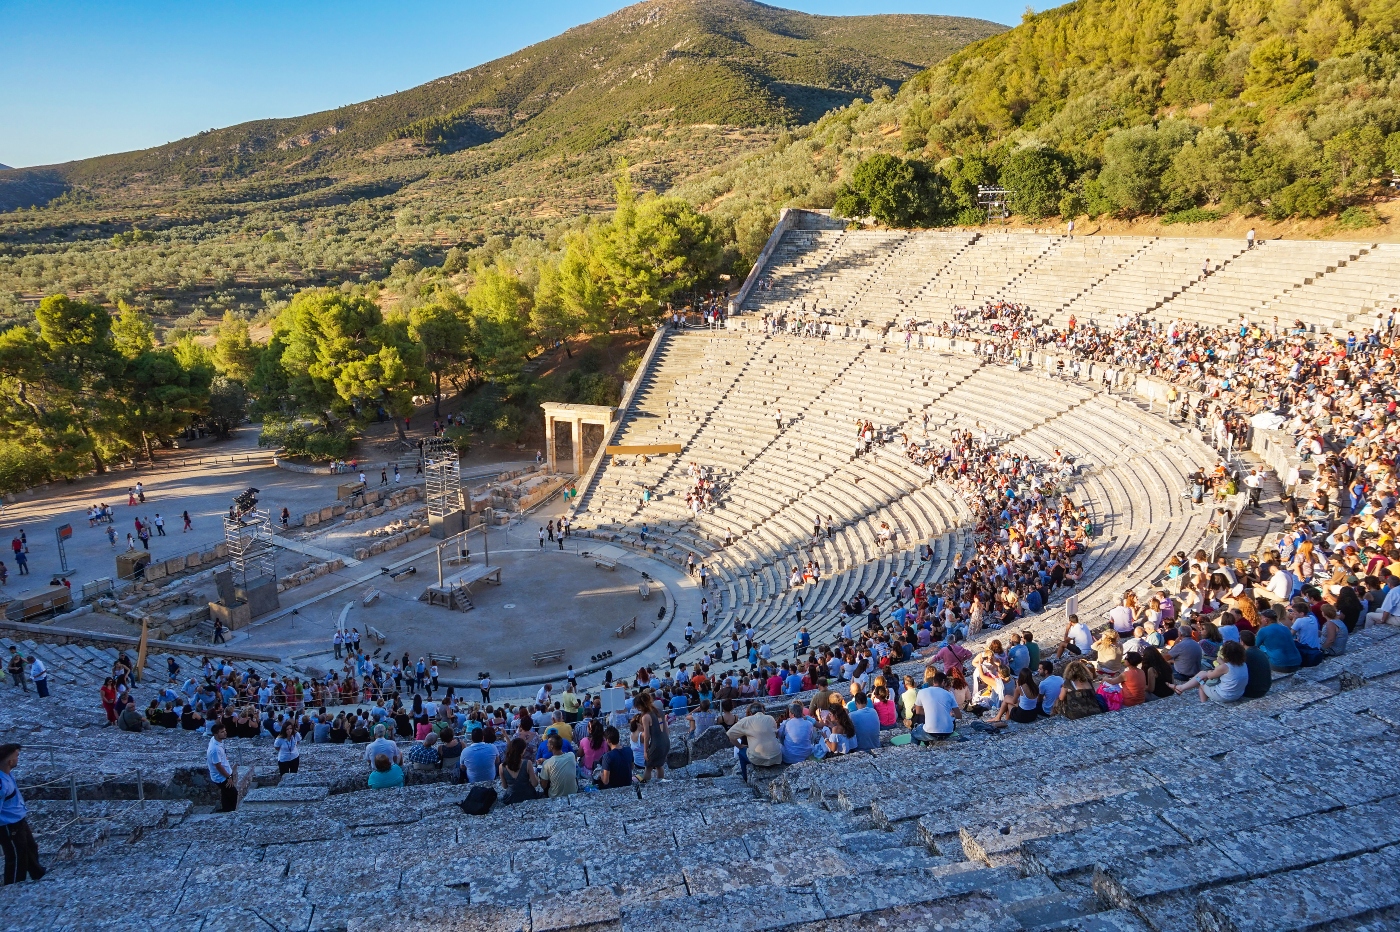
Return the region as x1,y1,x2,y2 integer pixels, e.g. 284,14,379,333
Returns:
461,728,501,783
848,693,881,751
668,691,690,716
1254,611,1301,672
0,743,43,884
784,668,806,695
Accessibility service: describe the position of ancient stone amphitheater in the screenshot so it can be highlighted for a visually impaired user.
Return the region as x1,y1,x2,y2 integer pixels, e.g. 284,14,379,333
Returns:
4,213,1399,932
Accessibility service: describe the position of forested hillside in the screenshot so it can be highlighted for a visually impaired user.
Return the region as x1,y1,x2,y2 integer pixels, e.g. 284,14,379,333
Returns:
685,0,1400,230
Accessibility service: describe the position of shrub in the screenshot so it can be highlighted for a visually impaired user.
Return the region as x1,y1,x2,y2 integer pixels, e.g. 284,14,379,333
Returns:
1161,208,1224,224
618,349,644,381
257,420,352,461
1336,206,1380,229
443,425,472,455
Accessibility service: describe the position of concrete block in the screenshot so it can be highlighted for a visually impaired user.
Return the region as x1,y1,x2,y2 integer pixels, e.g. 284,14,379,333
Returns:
186,554,203,570
200,550,216,564
318,507,333,522
331,504,347,516
213,543,228,558
305,513,320,527
145,562,168,581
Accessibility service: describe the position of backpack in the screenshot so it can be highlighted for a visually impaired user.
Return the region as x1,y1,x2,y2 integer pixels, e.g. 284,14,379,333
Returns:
458,785,498,816
1062,687,1105,720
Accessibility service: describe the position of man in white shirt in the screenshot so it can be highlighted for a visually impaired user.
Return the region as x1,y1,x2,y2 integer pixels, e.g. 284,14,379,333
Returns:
1366,582,1400,628
913,670,962,742
1056,614,1094,659
1265,563,1295,602
1243,469,1263,509
28,657,47,699
364,724,401,768
206,723,238,812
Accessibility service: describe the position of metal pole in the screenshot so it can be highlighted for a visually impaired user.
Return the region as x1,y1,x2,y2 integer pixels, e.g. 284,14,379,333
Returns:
437,542,444,588
70,774,78,818
137,769,144,805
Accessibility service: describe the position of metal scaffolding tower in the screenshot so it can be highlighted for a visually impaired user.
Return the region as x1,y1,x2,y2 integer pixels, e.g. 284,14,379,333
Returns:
223,508,276,587
424,438,463,519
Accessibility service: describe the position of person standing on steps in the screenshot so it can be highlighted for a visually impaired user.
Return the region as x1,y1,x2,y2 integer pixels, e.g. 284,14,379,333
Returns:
479,674,491,704
1246,227,1256,249
207,722,238,812
0,744,45,884
6,649,25,693
700,597,709,627
27,658,46,699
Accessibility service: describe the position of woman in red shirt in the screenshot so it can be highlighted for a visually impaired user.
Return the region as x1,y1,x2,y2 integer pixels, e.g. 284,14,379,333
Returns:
100,677,118,725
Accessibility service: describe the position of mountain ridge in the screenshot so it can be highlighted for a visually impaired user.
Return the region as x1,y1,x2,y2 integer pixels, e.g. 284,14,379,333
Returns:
0,0,1003,209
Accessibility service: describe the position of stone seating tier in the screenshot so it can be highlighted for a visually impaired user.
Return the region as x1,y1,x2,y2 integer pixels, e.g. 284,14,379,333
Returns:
9,627,1398,931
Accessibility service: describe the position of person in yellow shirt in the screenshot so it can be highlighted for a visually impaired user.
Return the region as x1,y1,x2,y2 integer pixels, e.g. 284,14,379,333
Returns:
560,686,581,724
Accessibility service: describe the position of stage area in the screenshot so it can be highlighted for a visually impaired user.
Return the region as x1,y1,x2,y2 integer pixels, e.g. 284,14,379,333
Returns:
235,532,671,686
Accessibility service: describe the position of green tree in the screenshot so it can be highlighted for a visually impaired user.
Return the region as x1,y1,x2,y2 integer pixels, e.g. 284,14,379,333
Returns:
409,299,471,416
557,226,612,335
1099,121,1197,215
1169,126,1246,208
466,266,534,390
1324,123,1387,193
111,301,155,359
1244,37,1309,99
120,348,213,461
530,259,583,357
999,147,1070,220
214,310,259,383
267,289,428,439
207,376,248,437
29,295,125,473
833,154,945,226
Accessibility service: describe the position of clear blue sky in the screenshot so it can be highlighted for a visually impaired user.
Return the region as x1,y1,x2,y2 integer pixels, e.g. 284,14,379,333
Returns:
0,0,1023,169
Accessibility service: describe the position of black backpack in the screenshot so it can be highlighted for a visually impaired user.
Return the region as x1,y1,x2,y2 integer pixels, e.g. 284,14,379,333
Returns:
459,785,497,816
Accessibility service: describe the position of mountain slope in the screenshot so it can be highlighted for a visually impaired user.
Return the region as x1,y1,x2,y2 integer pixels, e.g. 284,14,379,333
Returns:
683,0,1400,229
1,0,1001,206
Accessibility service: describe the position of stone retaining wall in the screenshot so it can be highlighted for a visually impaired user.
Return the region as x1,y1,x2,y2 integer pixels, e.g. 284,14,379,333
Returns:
302,485,421,528
277,558,347,593
352,524,432,561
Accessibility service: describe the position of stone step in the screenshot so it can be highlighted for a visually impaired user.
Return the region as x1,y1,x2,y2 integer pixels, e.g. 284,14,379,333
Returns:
1194,844,1400,932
